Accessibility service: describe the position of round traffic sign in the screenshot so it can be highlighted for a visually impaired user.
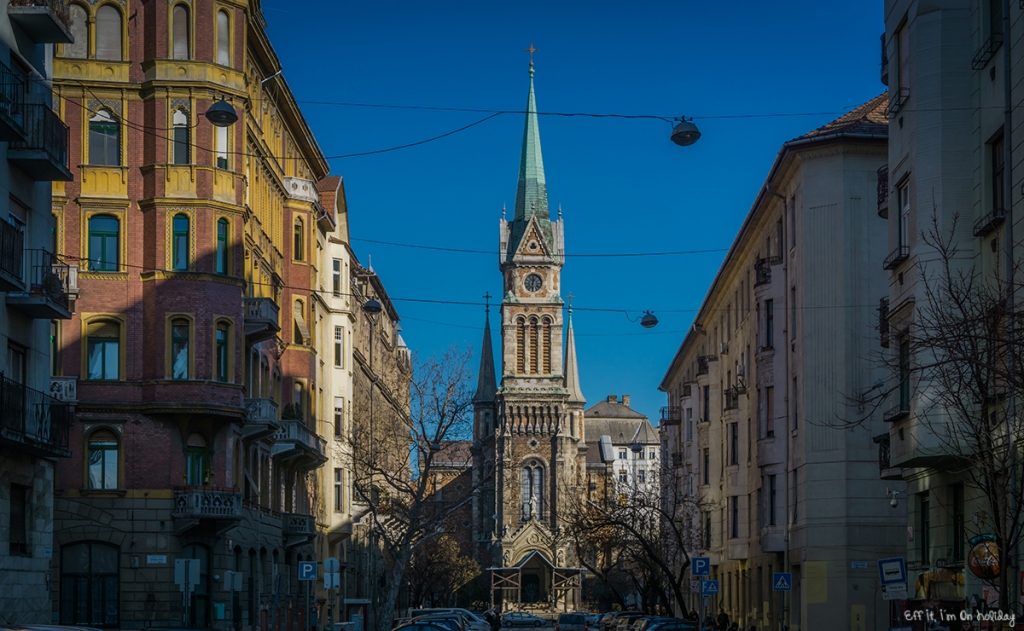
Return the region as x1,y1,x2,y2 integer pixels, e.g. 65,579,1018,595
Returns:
324,557,340,573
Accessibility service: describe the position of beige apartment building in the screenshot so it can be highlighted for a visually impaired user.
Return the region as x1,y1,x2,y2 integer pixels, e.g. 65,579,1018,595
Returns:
880,0,1024,612
659,97,905,630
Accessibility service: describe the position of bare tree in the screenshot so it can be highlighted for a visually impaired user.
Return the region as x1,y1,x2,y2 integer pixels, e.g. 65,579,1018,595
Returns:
407,534,481,607
351,345,491,631
866,214,1024,610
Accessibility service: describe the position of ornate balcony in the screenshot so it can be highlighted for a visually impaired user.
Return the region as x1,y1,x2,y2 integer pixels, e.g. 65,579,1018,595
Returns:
0,373,71,458
883,245,909,270
697,355,715,376
172,486,243,534
50,376,76,403
271,419,327,469
724,387,740,411
754,258,771,287
243,296,281,344
0,218,24,292
877,165,889,218
6,249,72,319
283,512,316,547
8,0,73,43
243,397,281,439
873,433,902,480
9,103,73,181
973,208,1006,237
660,406,682,425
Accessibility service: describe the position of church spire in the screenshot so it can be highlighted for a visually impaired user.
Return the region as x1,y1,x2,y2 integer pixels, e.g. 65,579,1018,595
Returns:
474,301,497,403
564,306,584,403
507,59,554,260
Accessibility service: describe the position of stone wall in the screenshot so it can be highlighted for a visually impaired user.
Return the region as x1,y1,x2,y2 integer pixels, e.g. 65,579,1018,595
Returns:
0,450,55,625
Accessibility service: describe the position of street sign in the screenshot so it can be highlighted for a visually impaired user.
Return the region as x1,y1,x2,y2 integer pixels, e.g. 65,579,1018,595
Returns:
773,572,792,591
690,579,700,593
850,561,868,569
701,580,719,595
298,561,318,581
224,570,243,592
877,557,907,585
882,582,908,601
174,559,200,593
692,556,711,577
325,557,341,573
325,572,341,589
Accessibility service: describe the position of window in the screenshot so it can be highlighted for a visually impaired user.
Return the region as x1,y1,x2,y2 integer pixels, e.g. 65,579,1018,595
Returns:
765,299,774,348
172,4,190,59
293,300,309,344
170,319,190,379
757,486,764,529
952,484,965,561
334,469,344,512
89,110,120,166
637,470,646,484
898,179,910,249
215,323,229,382
768,474,777,525
618,470,626,484
686,409,693,440
185,434,206,485
215,125,229,169
293,216,304,261
649,450,656,460
171,214,189,270
332,259,342,296
618,448,626,460
95,5,123,61
765,386,775,437
334,326,343,367
919,493,930,564
291,381,304,420
9,483,28,555
897,22,909,92
216,219,229,274
992,134,1005,213
217,10,231,66
334,398,344,437
172,109,189,164
899,335,910,411
7,343,25,384
86,320,119,380
66,4,87,58
521,465,544,519
88,215,119,271
88,429,119,489
60,542,119,627
702,385,709,422
792,376,799,430
729,496,738,538
989,0,1004,40
702,448,709,485
50,321,61,376
729,422,738,465
703,512,712,549
789,196,796,248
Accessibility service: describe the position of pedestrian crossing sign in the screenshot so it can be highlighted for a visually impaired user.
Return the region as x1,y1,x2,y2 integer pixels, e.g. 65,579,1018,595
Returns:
773,572,792,591
701,580,719,595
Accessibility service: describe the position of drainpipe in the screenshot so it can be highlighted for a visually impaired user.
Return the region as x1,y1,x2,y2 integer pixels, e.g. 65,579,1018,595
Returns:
766,186,791,631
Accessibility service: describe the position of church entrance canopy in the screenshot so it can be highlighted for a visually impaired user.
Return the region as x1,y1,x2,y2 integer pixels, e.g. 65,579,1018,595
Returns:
489,550,583,612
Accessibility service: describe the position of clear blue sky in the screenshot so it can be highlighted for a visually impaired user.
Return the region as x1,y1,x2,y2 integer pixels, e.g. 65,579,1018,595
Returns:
264,0,885,422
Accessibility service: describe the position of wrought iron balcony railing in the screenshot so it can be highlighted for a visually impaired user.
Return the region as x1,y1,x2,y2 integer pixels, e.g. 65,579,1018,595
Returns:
660,406,682,425
10,103,71,181
879,297,890,349
724,387,740,411
0,218,24,291
877,165,889,218
883,245,909,271
754,258,771,286
883,402,911,423
0,372,71,457
7,249,72,319
973,208,1006,237
973,32,1004,70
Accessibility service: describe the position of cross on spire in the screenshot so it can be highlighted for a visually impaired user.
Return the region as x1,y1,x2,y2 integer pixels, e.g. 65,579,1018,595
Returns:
567,292,574,313
484,292,492,313
525,42,538,67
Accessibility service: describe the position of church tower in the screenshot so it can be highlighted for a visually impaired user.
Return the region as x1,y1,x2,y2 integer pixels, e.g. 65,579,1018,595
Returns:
474,60,587,591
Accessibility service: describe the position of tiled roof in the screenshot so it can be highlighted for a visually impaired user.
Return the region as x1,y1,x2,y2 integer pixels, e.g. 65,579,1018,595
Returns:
316,175,342,223
584,418,659,445
431,440,473,465
796,93,889,140
585,399,647,420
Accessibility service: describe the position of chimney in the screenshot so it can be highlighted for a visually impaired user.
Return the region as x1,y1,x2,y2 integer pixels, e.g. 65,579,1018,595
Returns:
607,395,617,403
622,395,631,408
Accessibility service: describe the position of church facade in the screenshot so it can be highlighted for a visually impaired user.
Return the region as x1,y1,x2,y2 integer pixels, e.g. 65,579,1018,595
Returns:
471,63,588,611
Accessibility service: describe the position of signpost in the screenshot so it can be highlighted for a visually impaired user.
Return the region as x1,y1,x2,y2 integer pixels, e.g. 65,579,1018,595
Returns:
692,557,710,625
175,559,200,625
325,558,341,629
299,561,318,631
773,573,792,631
878,557,907,628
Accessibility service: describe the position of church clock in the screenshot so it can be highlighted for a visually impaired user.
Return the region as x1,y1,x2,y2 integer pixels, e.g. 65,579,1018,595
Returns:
524,274,543,292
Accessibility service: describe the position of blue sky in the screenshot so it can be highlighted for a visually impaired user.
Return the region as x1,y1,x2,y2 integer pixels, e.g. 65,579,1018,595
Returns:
264,0,885,421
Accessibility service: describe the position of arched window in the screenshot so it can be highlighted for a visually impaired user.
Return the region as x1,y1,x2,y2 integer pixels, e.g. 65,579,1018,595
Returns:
216,10,231,66
529,317,539,374
521,465,544,520
87,215,119,271
293,299,309,344
88,109,119,166
516,317,525,374
86,320,119,380
171,4,189,60
171,109,189,164
180,544,210,627
65,4,88,59
60,542,119,626
293,216,304,261
87,429,119,489
95,5,123,61
292,381,304,419
215,322,229,382
172,214,189,270
170,318,190,379
216,218,229,274
542,317,552,373
185,434,207,485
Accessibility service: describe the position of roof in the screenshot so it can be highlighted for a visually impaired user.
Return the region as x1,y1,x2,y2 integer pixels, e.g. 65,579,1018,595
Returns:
430,440,473,465
474,310,497,403
584,418,659,445
506,67,555,260
316,176,342,224
563,310,584,403
585,398,646,420
796,94,888,140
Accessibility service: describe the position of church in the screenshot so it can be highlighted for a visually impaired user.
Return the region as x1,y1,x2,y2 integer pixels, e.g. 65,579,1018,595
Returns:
470,60,589,611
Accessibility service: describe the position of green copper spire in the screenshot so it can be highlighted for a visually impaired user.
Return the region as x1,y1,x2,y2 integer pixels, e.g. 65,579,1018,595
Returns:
507,65,554,260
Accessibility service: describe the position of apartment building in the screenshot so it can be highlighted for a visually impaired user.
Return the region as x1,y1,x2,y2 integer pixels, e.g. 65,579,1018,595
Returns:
659,97,904,630
47,2,336,628
584,395,660,502
880,0,1024,611
0,0,75,623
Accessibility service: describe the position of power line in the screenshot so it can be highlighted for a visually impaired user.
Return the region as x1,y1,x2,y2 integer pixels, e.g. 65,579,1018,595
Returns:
351,237,731,258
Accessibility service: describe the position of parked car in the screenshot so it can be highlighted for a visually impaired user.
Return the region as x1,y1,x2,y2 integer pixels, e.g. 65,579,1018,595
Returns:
599,613,623,631
394,623,456,631
412,615,465,631
411,609,489,631
613,613,647,631
502,612,547,627
631,617,677,631
555,613,587,631
642,621,696,631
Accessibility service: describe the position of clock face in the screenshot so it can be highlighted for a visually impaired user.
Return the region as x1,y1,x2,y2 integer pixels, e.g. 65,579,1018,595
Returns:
524,274,543,292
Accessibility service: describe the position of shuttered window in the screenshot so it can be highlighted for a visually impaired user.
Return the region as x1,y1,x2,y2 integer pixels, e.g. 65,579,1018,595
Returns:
217,10,230,65
172,5,189,60
9,484,28,555
66,4,87,59
293,301,310,343
95,6,122,61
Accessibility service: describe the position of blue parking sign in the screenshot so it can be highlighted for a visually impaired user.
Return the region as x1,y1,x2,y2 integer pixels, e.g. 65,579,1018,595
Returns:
692,556,710,577
298,561,317,581
701,580,719,595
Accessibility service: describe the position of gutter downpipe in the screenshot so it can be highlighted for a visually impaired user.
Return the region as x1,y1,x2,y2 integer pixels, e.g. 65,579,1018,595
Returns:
766,185,791,631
